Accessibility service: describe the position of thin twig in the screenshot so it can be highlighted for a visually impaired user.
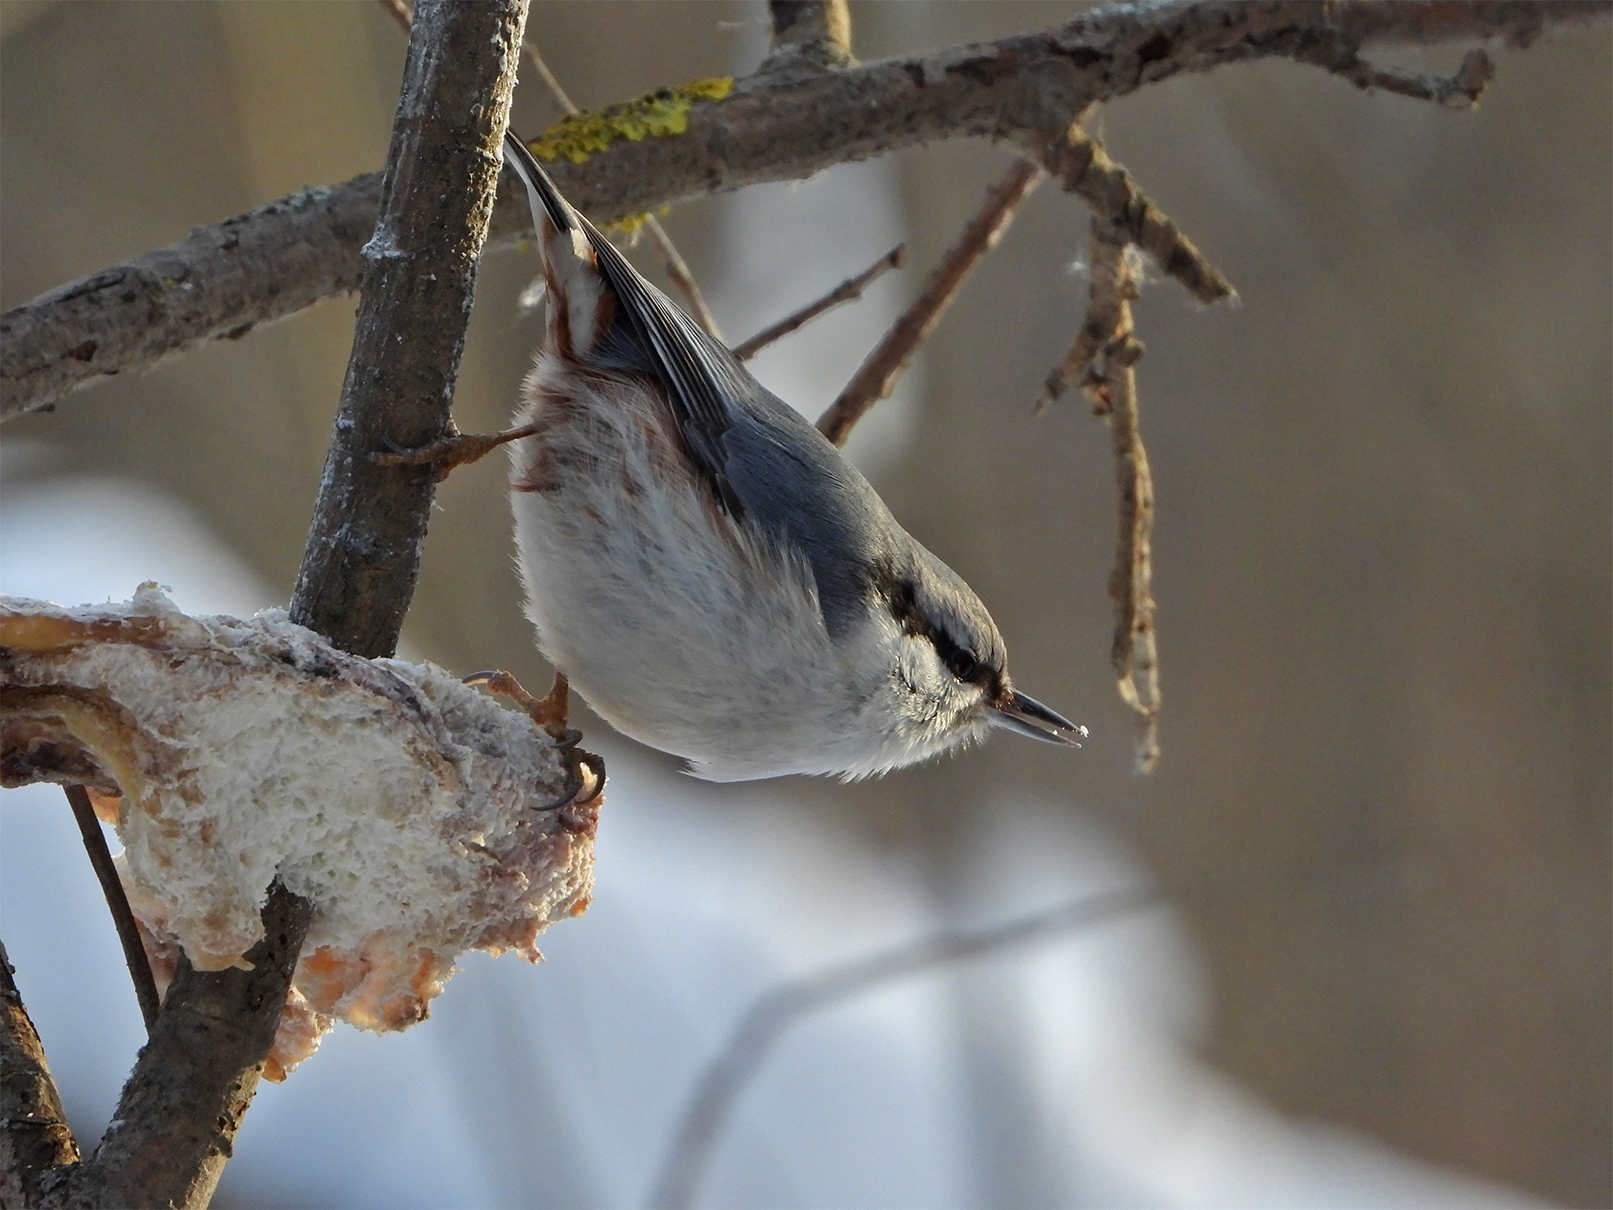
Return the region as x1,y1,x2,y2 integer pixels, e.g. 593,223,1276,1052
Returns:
521,37,724,338
519,25,573,108
376,0,410,36
1310,44,1496,109
646,885,1160,1210
1037,123,1235,307
65,785,161,1034
732,243,905,361
0,936,81,1206
1046,224,1161,771
759,0,854,74
642,223,723,341
817,159,1042,446
1036,313,1105,415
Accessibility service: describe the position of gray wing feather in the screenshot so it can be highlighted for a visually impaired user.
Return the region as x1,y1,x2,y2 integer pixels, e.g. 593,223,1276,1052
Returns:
503,132,735,487
503,131,893,633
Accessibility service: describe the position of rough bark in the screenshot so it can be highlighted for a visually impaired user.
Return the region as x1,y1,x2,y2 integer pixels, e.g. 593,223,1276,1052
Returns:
287,0,528,655
1,0,1601,420
762,0,854,71
44,888,314,1210
0,941,79,1210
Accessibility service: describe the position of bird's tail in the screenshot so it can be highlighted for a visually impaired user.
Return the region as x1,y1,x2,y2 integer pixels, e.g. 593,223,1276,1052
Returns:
503,128,610,359
502,129,577,236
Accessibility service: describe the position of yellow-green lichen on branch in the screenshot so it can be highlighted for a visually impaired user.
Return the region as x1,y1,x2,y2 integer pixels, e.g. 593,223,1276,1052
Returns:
528,78,733,166
601,206,671,240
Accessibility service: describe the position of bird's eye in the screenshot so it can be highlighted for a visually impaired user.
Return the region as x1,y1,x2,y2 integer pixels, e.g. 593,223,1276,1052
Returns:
947,649,979,681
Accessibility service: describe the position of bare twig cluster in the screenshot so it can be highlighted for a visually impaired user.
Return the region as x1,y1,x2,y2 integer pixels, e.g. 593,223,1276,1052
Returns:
3,1,1601,421
1031,120,1189,769
1023,31,1534,769
1035,122,1235,307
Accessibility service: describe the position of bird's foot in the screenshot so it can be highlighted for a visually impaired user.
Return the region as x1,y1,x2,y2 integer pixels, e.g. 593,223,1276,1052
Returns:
374,423,539,480
463,668,572,735
463,668,603,815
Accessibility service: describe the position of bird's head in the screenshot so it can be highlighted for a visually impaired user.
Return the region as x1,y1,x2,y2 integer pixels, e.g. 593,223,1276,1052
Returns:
849,544,1085,775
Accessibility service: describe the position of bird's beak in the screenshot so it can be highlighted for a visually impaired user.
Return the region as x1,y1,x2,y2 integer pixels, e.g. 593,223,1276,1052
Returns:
989,689,1087,746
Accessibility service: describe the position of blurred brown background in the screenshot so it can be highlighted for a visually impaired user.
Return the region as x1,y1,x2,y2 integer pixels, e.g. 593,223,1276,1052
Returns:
2,2,1608,1206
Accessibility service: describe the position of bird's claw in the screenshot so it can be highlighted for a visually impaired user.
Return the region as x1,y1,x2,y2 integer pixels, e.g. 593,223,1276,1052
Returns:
556,751,606,819
532,748,604,825
463,668,570,732
373,424,540,480
465,668,603,818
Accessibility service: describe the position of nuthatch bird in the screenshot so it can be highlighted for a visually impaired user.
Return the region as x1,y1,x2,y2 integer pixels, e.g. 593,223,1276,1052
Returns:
501,131,1084,781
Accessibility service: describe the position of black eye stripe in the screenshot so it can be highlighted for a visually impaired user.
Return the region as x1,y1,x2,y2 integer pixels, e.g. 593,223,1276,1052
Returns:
884,576,924,636
876,571,998,689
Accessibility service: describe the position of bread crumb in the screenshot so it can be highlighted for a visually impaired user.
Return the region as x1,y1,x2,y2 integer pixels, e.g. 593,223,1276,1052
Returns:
1,586,598,1075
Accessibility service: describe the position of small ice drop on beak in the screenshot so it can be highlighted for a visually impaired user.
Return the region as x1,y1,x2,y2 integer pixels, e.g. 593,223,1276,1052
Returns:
990,689,1087,746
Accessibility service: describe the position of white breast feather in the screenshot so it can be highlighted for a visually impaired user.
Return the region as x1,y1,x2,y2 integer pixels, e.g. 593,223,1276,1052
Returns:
508,356,987,780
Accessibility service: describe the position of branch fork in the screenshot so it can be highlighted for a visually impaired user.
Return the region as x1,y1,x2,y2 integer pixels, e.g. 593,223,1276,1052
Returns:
7,0,1599,420
0,3,536,1206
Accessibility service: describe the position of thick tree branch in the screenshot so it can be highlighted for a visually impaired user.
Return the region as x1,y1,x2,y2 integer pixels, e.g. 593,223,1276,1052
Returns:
0,939,79,1209
288,0,527,655
45,887,314,1210
2,0,1600,421
760,0,854,73
2,180,380,421
12,6,532,1206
